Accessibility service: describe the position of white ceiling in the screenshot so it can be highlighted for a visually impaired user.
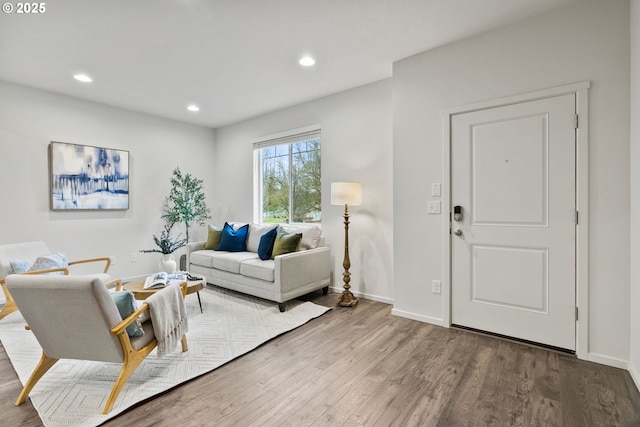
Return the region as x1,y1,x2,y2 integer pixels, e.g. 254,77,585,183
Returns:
0,0,584,128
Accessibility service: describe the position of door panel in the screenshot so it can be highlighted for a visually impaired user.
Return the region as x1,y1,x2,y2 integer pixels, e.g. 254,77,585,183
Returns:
471,245,548,313
472,114,547,226
451,94,576,351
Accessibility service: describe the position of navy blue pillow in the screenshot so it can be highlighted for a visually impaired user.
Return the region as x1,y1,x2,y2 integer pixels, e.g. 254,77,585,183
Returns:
257,227,278,260
216,222,249,252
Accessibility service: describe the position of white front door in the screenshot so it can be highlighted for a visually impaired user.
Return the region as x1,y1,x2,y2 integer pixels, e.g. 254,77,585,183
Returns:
451,94,576,351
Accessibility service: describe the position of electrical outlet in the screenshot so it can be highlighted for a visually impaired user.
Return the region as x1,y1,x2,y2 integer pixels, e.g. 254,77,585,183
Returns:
130,253,137,262
432,280,441,294
427,201,440,214
110,256,116,265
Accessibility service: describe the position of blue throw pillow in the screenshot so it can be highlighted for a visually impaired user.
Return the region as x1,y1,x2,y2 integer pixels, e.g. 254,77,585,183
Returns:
257,227,278,260
111,291,144,337
216,222,249,252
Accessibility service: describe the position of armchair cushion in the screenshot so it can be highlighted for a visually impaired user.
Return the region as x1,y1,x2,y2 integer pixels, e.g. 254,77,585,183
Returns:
111,291,144,337
10,252,68,274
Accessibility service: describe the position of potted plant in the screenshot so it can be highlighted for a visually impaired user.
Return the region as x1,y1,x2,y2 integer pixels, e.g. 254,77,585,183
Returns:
140,221,187,273
162,167,211,243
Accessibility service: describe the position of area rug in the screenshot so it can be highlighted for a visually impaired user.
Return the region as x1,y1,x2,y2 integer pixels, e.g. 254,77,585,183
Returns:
0,286,330,427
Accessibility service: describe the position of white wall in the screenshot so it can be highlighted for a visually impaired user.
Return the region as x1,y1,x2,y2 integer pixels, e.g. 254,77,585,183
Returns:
0,81,216,279
213,79,393,302
393,0,631,365
630,0,640,385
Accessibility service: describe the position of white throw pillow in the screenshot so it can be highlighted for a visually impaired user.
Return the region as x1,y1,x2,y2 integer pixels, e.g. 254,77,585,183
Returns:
246,223,278,253
279,224,322,250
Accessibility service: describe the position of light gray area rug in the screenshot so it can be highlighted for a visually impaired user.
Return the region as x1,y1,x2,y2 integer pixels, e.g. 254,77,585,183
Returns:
0,286,330,427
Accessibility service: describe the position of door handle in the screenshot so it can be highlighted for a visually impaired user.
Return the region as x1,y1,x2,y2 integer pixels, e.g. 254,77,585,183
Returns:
454,228,463,236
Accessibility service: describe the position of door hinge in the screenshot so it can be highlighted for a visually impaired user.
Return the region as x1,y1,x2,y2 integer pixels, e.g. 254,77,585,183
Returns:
574,114,579,129
576,211,579,225
575,306,579,321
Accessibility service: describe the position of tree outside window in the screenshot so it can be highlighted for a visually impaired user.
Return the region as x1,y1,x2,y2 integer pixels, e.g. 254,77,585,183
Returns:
259,137,321,224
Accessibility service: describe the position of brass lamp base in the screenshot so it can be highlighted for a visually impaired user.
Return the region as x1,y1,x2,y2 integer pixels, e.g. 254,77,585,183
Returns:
337,289,358,307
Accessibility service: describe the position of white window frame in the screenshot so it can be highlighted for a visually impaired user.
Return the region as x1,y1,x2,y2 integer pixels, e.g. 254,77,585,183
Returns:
252,125,321,224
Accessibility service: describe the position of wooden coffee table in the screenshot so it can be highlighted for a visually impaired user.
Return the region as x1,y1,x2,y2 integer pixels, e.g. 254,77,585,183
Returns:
123,278,205,312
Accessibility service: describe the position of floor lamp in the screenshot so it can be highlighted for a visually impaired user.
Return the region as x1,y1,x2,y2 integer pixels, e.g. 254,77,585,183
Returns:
331,182,362,307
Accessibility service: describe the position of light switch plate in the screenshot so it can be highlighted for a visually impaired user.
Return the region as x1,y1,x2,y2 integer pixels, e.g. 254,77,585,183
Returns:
427,201,440,214
431,183,441,197
432,280,441,294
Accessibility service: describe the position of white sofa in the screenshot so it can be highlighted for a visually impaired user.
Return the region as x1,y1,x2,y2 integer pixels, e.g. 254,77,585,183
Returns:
186,223,330,311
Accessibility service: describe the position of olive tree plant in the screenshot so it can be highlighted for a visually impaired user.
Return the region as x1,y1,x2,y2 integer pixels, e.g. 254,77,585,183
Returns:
162,167,211,242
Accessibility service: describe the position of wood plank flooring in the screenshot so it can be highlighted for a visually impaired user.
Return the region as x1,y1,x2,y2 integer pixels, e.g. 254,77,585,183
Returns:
1,290,639,426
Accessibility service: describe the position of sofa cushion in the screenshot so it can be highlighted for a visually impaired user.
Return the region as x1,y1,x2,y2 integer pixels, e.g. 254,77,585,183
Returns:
257,227,278,260
216,222,249,252
204,224,222,250
211,251,258,274
246,224,278,253
240,258,275,282
190,250,217,268
279,224,322,250
271,232,302,259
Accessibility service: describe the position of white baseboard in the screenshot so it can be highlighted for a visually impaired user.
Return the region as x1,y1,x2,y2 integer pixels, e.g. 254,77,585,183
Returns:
629,362,640,393
390,308,446,327
329,286,393,305
587,352,628,370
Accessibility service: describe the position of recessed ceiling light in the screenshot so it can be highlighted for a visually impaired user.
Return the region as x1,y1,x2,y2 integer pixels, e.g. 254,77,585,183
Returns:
187,104,200,112
299,56,316,67
73,74,92,83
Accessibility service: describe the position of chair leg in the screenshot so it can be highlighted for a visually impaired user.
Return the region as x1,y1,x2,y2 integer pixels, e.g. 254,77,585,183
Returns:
0,300,18,320
0,283,18,320
16,352,58,406
181,334,188,352
103,351,148,415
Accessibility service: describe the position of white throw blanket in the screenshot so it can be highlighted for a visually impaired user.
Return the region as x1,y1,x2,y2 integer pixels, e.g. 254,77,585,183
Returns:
147,284,189,357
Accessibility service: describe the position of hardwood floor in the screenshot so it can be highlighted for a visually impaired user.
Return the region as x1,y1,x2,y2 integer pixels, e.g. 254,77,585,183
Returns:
1,291,639,426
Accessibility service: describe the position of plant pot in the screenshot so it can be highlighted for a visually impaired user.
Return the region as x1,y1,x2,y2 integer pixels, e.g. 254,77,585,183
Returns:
159,254,177,273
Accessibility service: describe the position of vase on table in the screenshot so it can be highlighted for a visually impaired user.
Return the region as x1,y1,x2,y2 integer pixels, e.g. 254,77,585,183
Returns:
159,254,177,273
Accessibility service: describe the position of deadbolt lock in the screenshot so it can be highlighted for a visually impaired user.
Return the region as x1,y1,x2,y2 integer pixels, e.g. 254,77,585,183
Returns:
454,205,463,221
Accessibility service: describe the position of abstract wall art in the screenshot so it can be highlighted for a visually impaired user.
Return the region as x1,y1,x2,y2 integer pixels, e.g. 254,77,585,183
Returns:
50,142,130,210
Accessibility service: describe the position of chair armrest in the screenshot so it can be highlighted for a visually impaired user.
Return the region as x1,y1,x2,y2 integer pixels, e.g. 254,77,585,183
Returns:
111,302,149,336
275,247,331,293
69,257,112,273
21,267,70,275
104,278,122,291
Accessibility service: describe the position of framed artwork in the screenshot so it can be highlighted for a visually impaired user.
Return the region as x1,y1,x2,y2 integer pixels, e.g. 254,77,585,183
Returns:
49,141,130,210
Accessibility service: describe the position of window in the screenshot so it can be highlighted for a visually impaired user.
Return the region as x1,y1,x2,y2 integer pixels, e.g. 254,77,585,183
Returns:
254,127,321,224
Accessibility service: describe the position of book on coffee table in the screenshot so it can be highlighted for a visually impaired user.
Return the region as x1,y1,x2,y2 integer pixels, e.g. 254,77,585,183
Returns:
143,272,187,289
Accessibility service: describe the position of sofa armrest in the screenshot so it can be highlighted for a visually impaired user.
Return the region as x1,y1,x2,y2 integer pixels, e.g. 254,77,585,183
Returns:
275,246,330,293
186,241,206,268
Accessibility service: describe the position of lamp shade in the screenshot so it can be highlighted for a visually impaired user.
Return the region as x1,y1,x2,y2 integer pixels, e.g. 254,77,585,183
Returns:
331,182,362,206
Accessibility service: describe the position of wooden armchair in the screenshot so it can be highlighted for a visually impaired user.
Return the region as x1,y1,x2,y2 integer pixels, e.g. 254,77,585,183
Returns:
5,274,188,414
0,241,111,320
